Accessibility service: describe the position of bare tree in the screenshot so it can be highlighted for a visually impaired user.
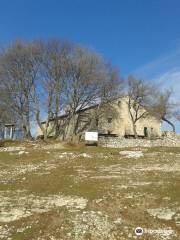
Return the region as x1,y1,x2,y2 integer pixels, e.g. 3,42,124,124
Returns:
175,111,180,122
173,101,180,122
0,40,40,139
63,46,121,140
32,39,71,140
151,90,176,132
0,39,122,141
127,76,155,138
0,90,17,125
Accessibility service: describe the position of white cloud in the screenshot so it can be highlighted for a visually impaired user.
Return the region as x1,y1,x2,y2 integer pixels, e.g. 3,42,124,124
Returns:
133,48,180,102
153,70,180,101
133,47,180,80
132,47,180,133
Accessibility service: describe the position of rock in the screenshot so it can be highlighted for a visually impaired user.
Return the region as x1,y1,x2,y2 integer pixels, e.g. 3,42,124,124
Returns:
99,136,180,148
114,217,122,225
147,208,175,221
128,233,132,238
119,150,143,158
18,151,25,155
0,146,25,152
174,213,180,226
73,211,113,239
95,199,103,204
0,191,88,222
79,153,92,158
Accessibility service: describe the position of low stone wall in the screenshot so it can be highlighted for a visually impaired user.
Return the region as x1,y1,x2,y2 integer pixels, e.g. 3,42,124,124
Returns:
99,136,180,148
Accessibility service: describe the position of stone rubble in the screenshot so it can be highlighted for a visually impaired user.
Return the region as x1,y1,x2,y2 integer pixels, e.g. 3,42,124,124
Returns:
100,136,180,148
72,211,113,240
119,150,144,158
0,190,88,223
147,208,176,221
0,146,25,152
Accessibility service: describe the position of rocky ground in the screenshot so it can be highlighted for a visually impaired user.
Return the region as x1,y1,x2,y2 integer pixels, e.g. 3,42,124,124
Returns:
0,141,179,239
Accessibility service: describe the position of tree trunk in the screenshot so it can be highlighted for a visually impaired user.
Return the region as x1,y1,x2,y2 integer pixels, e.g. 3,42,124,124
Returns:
22,125,33,140
68,114,78,139
132,123,138,139
74,114,80,136
21,113,33,140
54,90,61,138
162,117,176,132
43,131,48,141
128,99,138,139
54,122,60,138
35,111,49,140
63,117,71,140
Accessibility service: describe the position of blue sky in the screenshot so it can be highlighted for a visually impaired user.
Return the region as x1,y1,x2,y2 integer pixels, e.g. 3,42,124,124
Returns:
0,0,180,131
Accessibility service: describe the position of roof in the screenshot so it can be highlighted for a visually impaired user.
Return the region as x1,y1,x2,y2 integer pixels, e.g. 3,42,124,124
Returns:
4,124,15,126
41,103,99,124
40,95,127,124
0,122,15,126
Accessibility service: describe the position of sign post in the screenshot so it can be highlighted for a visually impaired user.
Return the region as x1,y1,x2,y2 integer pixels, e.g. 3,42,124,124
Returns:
85,132,98,146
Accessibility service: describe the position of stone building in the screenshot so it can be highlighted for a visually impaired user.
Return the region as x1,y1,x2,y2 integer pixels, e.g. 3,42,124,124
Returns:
36,96,161,139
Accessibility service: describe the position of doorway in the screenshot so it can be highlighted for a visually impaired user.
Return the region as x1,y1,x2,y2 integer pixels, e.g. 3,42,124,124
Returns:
144,127,148,137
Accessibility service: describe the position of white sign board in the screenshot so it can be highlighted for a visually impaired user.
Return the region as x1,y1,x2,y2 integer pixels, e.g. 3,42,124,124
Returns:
85,132,98,141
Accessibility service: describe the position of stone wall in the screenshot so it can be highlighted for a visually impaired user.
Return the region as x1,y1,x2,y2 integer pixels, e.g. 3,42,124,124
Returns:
99,136,180,148
36,96,162,139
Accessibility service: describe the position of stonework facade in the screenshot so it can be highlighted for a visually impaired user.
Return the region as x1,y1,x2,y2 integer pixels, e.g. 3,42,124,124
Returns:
36,97,161,139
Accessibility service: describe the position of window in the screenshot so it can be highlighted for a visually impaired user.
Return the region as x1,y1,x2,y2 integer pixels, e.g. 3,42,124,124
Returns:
107,117,112,123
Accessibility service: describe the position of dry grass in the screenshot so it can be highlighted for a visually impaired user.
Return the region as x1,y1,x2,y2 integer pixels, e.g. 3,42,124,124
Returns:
0,141,179,239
